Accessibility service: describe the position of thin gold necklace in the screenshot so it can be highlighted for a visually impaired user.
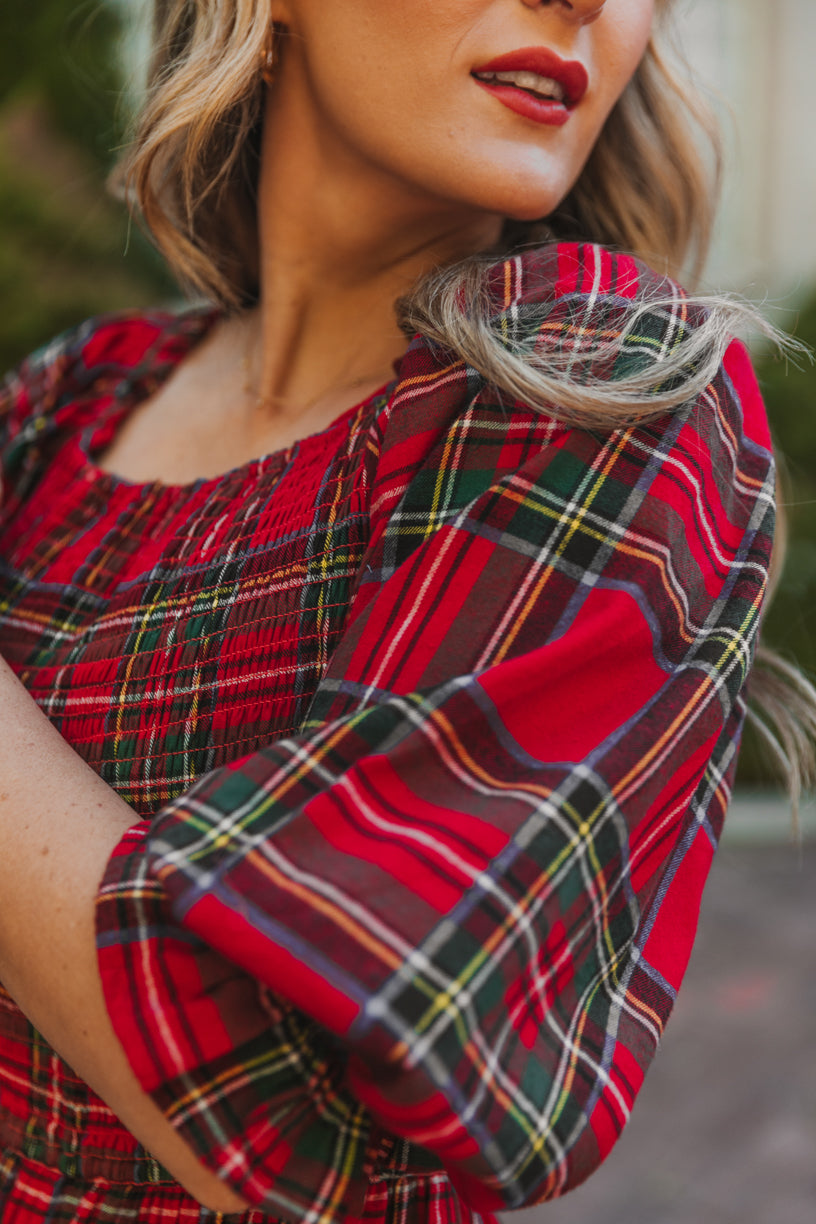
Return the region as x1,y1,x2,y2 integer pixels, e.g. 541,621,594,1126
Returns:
241,322,390,417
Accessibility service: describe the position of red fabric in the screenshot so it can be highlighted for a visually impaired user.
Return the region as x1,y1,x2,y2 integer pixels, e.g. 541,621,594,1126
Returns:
0,243,776,1222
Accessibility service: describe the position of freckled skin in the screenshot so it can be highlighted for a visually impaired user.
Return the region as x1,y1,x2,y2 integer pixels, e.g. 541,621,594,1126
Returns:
267,0,655,224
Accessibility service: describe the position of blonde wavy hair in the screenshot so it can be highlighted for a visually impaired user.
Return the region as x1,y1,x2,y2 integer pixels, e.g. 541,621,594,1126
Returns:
117,0,816,815
125,0,716,300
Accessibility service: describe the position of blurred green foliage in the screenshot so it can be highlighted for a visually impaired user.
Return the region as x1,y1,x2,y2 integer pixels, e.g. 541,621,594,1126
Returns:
0,0,125,160
757,299,816,685
0,0,172,371
737,302,816,785
1,2,813,786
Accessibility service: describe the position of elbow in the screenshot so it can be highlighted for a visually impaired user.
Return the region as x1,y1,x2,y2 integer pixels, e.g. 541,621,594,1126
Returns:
192,1185,251,1216
100,1081,251,1214
164,1158,250,1215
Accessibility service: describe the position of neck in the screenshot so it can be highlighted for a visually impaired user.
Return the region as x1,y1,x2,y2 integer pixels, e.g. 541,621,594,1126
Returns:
250,73,504,416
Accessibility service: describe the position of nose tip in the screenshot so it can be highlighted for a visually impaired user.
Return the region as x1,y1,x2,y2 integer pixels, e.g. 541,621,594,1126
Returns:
521,0,607,23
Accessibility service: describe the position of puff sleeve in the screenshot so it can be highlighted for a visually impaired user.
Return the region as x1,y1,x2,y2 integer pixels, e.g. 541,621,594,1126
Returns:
95,244,776,1217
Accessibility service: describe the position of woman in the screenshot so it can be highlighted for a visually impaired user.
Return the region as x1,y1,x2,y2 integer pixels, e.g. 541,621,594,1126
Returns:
0,1,811,1221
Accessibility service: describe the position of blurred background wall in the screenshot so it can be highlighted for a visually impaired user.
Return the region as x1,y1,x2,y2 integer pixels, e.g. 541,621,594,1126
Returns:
682,0,816,301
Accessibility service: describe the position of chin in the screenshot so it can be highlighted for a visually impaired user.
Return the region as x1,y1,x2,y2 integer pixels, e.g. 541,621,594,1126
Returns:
503,199,562,224
455,160,575,227
481,189,567,227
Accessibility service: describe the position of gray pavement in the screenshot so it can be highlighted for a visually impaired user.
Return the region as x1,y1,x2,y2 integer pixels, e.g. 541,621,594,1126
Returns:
502,793,816,1224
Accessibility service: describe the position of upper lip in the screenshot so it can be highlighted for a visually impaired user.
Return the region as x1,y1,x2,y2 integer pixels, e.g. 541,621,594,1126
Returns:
471,47,589,107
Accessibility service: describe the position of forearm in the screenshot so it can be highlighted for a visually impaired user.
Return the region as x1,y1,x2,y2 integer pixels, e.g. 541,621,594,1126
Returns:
0,659,246,1214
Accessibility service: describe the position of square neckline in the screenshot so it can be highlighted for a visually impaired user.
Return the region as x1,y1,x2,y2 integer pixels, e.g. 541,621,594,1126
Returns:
80,307,397,495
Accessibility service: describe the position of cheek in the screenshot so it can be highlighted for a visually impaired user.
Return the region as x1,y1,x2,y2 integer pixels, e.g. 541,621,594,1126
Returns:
605,1,656,90
587,3,655,133
296,3,443,117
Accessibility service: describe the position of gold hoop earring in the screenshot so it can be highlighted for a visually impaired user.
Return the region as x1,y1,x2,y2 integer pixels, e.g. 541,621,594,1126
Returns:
261,26,277,86
261,47,275,86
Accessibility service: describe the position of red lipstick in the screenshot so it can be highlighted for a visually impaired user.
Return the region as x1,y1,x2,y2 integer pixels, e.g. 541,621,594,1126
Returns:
472,47,589,127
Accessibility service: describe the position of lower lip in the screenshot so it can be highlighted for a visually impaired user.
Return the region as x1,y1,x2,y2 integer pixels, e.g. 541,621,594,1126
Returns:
473,78,570,127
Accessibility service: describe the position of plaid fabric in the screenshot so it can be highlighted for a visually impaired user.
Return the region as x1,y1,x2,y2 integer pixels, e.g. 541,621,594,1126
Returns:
0,308,383,811
1,243,774,1224
0,308,401,1223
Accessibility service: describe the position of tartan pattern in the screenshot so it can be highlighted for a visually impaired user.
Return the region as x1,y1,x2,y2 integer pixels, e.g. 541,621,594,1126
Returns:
0,243,774,1223
0,307,395,1223
0,308,384,812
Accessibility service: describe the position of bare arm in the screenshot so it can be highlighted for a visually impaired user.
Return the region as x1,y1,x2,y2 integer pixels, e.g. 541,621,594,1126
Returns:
0,658,248,1215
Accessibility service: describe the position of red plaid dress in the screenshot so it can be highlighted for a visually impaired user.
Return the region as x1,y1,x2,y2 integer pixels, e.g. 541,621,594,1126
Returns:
0,243,774,1224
